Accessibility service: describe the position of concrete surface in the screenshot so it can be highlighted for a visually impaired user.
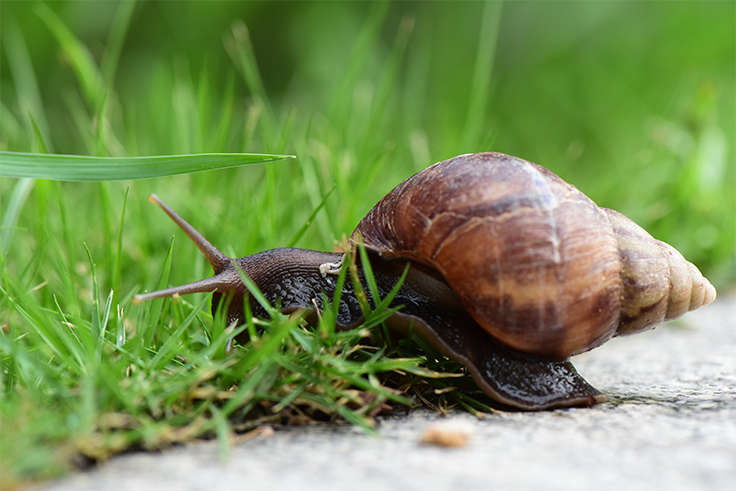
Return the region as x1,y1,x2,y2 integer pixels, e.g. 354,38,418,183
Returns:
36,292,736,491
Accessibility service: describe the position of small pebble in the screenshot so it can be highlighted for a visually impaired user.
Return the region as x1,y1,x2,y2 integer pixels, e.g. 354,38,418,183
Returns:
420,421,472,448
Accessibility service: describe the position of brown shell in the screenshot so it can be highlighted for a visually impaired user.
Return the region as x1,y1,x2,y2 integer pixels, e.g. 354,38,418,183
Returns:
603,208,715,336
351,152,715,360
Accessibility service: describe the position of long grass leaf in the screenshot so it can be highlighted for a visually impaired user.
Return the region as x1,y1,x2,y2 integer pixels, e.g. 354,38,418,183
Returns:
357,245,380,306
52,295,87,370
0,100,24,146
231,263,278,318
286,183,336,248
54,185,81,316
366,16,414,138
328,1,390,119
2,16,53,150
0,152,295,181
0,286,77,374
0,178,34,257
99,290,114,355
83,244,101,347
35,3,105,108
149,295,210,372
111,188,129,315
63,91,97,154
214,72,236,151
0,334,59,389
28,113,50,154
225,21,275,137
462,0,503,151
142,237,175,349
101,0,137,87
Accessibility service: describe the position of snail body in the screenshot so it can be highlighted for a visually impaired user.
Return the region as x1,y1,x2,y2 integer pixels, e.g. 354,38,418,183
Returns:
133,153,716,410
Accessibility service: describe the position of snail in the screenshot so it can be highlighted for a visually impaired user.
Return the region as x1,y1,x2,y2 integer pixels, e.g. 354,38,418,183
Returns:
133,152,716,410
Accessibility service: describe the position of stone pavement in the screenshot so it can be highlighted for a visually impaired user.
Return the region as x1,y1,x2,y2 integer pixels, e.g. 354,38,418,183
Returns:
35,292,736,491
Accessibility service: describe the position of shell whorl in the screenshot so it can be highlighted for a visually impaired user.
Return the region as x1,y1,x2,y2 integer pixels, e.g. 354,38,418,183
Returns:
603,208,716,337
351,152,716,360
352,153,624,360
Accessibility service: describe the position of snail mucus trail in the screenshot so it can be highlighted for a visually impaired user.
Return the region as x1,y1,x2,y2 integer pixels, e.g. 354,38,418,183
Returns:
133,153,716,411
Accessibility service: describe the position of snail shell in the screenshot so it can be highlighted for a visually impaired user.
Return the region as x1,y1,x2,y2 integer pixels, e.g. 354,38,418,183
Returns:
352,152,716,360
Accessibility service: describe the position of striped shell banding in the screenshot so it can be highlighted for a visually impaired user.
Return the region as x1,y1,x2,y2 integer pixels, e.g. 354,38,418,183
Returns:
353,153,715,360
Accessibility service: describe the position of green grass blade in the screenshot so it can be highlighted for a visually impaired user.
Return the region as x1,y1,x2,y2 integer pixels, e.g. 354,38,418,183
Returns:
83,244,101,345
0,100,24,146
0,333,59,390
328,1,390,119
53,184,81,316
0,178,34,257
111,188,129,316
95,92,111,156
462,0,503,152
0,285,82,376
148,295,210,372
365,16,414,139
0,152,295,181
326,263,349,337
214,72,237,151
357,245,380,306
232,263,279,318
212,406,232,463
225,21,275,137
63,92,97,154
28,113,50,154
335,404,377,436
142,237,176,349
99,290,114,344
100,0,137,87
52,295,87,369
2,16,53,151
35,3,105,108
286,183,336,248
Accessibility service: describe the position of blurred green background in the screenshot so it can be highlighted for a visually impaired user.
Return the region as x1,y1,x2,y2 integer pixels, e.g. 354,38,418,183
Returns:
1,0,734,293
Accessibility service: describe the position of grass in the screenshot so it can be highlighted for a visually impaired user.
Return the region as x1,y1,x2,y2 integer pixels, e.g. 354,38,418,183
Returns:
1,1,734,487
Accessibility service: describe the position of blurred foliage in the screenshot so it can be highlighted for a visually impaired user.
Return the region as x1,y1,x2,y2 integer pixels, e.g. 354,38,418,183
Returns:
1,0,732,286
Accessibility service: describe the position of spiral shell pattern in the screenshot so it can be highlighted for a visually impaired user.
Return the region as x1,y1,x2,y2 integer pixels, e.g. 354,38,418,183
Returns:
603,208,716,336
352,153,716,360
